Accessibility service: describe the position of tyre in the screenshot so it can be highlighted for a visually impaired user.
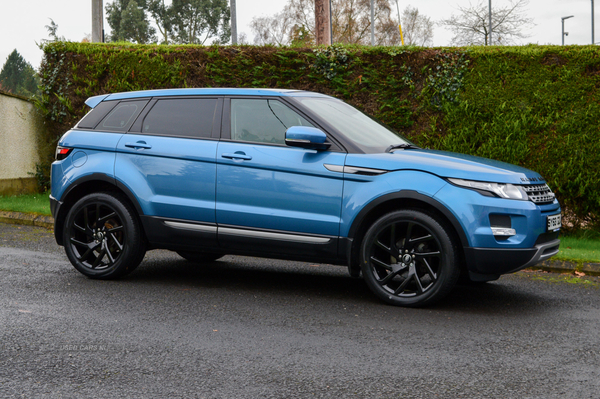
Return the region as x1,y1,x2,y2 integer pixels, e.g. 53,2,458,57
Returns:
63,192,146,279
176,251,224,263
359,210,460,307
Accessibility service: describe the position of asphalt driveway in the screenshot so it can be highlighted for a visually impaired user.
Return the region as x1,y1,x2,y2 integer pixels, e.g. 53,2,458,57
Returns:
1,223,599,398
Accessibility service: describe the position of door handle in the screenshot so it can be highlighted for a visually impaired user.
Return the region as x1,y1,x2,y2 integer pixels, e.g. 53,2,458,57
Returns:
221,152,252,161
125,141,152,150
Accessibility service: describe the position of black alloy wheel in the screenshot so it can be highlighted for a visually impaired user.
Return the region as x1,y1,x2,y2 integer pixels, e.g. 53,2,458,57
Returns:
360,210,460,307
63,192,146,279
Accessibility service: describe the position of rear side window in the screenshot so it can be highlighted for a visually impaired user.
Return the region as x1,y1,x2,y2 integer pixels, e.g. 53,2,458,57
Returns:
77,101,118,129
142,98,218,138
99,100,148,132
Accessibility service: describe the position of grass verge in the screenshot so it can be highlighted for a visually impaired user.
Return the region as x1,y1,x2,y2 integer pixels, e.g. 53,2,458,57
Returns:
556,235,600,264
0,192,51,216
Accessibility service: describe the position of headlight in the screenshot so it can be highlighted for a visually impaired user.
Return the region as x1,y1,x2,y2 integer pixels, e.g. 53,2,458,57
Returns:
448,178,529,201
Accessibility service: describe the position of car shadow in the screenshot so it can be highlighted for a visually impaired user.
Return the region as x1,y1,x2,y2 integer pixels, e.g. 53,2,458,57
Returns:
108,252,552,314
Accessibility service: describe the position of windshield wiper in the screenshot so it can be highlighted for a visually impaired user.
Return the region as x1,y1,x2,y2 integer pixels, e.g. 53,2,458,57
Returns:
385,143,421,153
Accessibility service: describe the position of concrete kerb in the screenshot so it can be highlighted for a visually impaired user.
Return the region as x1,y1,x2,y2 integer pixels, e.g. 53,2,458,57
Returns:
0,211,54,229
0,211,598,277
532,259,600,277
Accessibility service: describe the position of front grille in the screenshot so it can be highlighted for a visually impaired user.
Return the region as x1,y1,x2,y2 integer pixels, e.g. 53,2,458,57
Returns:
522,183,555,204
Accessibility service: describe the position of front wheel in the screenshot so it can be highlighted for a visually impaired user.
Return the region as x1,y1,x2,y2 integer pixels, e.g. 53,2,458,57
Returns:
63,192,146,279
360,210,460,307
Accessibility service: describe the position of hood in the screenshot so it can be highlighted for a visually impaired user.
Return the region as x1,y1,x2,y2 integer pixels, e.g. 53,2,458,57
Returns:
345,149,545,185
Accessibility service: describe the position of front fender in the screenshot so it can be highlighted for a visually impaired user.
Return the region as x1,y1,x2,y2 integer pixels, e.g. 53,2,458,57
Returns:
341,170,459,237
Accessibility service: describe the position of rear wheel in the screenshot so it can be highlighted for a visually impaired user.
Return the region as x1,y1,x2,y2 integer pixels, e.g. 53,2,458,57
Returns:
63,192,146,279
360,210,460,307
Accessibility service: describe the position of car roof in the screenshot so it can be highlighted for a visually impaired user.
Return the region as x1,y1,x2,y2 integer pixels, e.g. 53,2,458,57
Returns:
85,88,332,108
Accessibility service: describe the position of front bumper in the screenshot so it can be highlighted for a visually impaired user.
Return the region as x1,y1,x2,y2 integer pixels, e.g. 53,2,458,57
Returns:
464,237,560,277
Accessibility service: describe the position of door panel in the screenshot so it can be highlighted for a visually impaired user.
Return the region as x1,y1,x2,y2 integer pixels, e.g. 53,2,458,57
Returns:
116,134,218,223
216,142,346,237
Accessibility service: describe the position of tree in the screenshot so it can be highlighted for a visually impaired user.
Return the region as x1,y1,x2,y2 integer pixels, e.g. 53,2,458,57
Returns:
148,0,175,44
249,0,415,46
250,11,294,45
121,0,157,43
440,0,534,46
171,0,231,45
106,0,156,43
400,6,434,46
0,49,38,97
45,19,65,42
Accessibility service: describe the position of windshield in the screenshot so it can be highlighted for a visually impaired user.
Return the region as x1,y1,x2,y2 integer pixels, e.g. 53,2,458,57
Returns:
294,97,410,153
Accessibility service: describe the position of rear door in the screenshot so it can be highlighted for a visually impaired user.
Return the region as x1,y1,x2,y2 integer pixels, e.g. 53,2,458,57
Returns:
115,97,222,249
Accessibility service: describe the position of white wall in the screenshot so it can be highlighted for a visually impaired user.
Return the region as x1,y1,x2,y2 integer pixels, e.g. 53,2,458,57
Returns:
0,92,42,194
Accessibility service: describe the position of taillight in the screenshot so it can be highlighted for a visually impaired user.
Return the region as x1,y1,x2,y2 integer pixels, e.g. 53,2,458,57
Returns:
55,146,73,160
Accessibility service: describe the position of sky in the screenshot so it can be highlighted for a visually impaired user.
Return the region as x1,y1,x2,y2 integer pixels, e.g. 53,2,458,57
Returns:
1,0,597,70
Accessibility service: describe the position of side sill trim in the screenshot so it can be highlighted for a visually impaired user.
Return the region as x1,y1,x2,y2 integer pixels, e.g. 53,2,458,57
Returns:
164,221,217,233
219,227,331,244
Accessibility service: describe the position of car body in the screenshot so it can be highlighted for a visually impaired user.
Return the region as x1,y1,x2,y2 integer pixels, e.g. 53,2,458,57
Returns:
50,88,561,307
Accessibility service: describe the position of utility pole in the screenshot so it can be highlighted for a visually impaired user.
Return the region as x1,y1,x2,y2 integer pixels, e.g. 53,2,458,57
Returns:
315,0,332,45
394,0,404,45
92,0,104,43
230,0,237,44
488,0,492,45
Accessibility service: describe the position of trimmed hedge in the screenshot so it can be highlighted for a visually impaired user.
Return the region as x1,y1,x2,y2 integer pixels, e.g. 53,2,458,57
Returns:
38,42,600,231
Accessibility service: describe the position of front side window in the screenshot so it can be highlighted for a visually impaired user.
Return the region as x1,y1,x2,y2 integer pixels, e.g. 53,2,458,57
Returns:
230,99,314,145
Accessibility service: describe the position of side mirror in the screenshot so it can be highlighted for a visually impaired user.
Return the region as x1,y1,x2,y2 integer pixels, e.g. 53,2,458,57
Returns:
285,126,331,151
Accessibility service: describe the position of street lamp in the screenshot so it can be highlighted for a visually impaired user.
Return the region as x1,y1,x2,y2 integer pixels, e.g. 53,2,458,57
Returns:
562,15,574,45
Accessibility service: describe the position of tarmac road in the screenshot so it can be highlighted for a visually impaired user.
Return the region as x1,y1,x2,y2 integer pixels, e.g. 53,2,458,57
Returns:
1,222,599,398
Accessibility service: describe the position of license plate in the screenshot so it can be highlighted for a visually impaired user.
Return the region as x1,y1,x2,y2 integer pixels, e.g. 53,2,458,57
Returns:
547,214,561,231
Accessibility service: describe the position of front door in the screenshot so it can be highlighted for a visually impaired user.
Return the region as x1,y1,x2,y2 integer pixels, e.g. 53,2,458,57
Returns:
216,98,346,260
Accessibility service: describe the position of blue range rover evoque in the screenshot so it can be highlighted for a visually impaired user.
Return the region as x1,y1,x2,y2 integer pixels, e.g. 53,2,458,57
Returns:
50,88,561,307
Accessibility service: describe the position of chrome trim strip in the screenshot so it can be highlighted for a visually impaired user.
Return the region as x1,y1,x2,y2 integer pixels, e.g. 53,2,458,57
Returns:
219,227,331,244
323,164,345,173
344,166,388,176
491,227,516,237
164,221,217,233
323,164,388,175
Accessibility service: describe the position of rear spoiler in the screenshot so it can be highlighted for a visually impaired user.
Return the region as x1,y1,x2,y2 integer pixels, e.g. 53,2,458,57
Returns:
84,94,110,108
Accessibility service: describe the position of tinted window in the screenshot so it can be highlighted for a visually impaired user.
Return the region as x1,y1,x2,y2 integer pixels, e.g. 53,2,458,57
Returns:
100,100,148,132
231,99,313,145
78,101,117,129
142,98,218,138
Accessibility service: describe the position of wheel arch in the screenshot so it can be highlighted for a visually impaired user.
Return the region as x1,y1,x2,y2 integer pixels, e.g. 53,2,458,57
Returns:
54,173,145,246
346,190,469,276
